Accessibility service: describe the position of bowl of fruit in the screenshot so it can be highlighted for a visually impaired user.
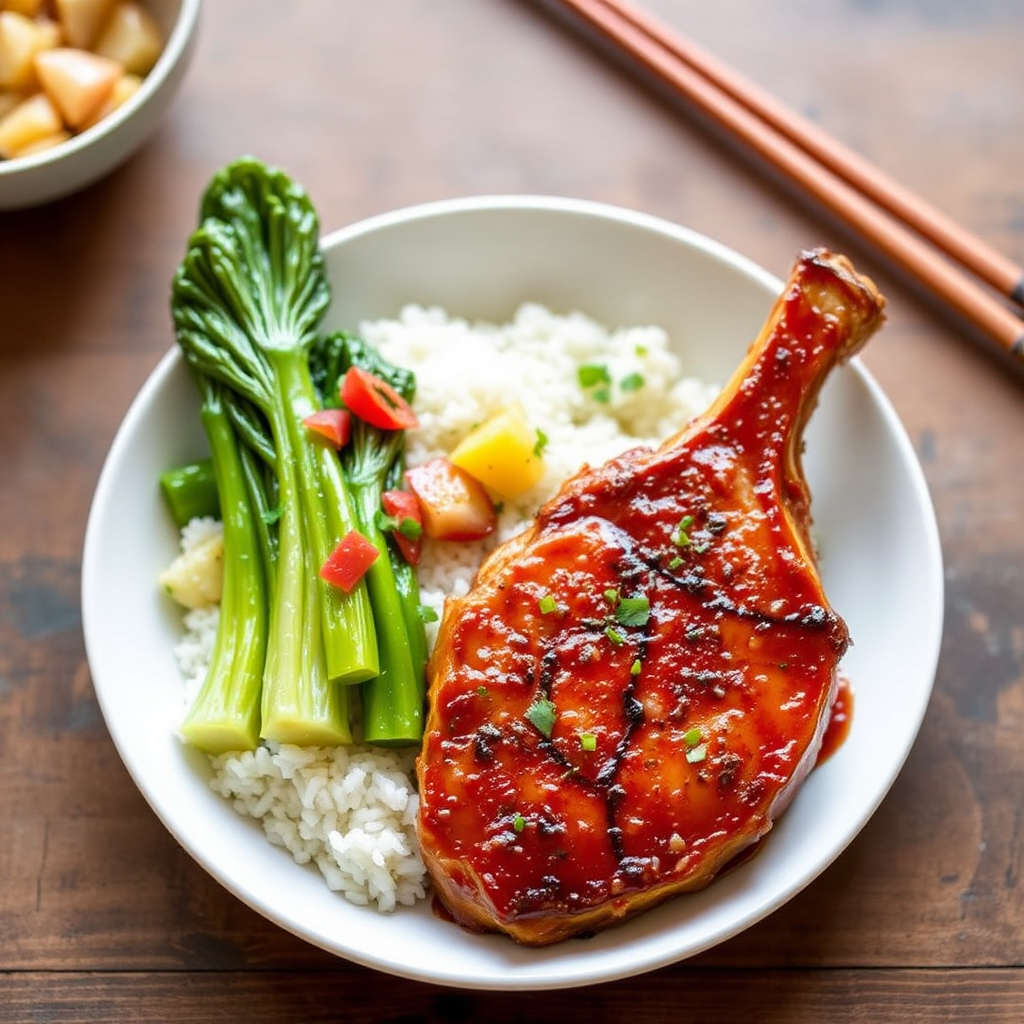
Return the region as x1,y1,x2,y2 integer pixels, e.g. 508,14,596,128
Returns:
0,0,200,210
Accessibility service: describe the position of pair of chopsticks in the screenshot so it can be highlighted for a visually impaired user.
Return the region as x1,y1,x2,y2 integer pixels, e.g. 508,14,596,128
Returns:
544,0,1024,360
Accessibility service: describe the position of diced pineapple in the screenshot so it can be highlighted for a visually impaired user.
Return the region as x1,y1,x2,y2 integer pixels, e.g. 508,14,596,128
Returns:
0,90,60,156
53,0,116,49
159,530,225,610
449,403,546,498
35,46,121,127
0,10,60,89
93,1,161,76
77,68,138,128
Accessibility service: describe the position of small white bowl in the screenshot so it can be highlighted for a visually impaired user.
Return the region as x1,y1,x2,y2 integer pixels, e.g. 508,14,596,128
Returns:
0,0,200,210
82,196,943,989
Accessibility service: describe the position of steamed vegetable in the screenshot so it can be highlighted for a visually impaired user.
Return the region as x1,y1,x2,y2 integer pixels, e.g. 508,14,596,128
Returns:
310,331,428,746
177,378,267,753
170,157,374,748
159,458,220,527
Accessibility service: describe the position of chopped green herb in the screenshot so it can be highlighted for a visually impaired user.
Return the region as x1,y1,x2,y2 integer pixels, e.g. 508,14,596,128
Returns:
634,343,649,356
668,555,684,569
673,515,695,547
592,386,611,404
683,727,703,747
513,813,526,834
538,594,559,615
476,685,489,696
533,427,549,458
418,604,439,623
686,627,704,641
630,658,642,676
605,626,625,646
615,596,650,627
525,696,557,738
693,541,709,554
261,505,283,526
685,743,708,764
578,363,612,388
580,733,598,752
620,371,645,392
603,587,620,605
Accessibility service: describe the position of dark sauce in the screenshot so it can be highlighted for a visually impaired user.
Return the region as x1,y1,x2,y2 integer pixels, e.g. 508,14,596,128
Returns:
817,674,853,766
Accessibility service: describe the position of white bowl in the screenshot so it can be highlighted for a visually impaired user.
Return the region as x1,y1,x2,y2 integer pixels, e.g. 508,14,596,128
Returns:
82,195,943,989
0,0,200,210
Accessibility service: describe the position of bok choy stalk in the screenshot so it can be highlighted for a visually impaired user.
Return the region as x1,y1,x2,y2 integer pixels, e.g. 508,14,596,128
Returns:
178,378,267,753
171,157,371,746
311,332,428,746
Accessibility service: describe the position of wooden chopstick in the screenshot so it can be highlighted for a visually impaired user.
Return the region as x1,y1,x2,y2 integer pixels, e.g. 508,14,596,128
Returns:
547,0,1024,359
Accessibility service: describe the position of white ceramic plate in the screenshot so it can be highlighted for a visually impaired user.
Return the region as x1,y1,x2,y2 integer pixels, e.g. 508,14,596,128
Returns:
82,195,943,990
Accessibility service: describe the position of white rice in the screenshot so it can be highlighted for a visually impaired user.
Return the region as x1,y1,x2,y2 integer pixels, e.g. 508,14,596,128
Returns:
175,302,717,913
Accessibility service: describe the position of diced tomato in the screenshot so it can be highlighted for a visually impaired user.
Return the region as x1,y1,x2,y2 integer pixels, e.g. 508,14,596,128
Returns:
302,408,352,449
319,530,380,593
341,367,419,431
381,488,424,565
404,457,497,542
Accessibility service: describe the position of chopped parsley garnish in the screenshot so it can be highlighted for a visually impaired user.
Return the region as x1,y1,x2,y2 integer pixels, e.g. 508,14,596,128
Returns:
580,732,597,752
684,728,706,763
538,594,559,615
533,427,549,458
605,626,625,646
578,363,612,388
668,555,684,569
476,685,489,697
261,505,283,526
592,386,611,404
620,371,645,392
525,696,557,738
604,587,620,605
615,596,650,627
672,514,695,547
375,511,423,541
513,813,526,834
630,658,643,676
417,604,439,623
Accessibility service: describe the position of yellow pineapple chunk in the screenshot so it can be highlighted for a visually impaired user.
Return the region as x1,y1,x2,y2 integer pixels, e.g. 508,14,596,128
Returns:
53,0,116,49
450,403,546,498
93,1,162,76
0,10,60,89
0,89,60,156
35,46,121,127
78,68,138,128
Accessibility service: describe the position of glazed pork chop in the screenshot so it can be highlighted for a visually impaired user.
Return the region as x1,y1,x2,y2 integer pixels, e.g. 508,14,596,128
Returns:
416,250,886,946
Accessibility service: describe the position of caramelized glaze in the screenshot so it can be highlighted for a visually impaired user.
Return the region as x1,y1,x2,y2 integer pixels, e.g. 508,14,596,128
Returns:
417,250,885,945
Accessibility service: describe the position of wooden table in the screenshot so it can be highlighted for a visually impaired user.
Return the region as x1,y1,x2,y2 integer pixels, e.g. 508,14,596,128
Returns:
3,1,1023,1019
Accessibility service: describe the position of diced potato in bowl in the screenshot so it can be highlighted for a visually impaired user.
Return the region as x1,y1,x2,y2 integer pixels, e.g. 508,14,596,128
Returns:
0,0,165,160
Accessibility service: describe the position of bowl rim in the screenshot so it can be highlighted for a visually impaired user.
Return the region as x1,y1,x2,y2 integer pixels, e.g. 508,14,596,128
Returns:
0,0,202,180
81,193,944,989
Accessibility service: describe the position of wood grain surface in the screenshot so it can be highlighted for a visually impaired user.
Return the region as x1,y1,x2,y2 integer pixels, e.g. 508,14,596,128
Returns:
2,1,1023,1020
